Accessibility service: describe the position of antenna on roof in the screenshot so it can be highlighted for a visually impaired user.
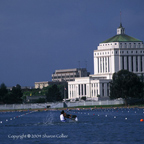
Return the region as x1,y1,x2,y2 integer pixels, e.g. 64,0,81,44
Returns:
85,60,87,69
78,61,80,69
120,10,122,27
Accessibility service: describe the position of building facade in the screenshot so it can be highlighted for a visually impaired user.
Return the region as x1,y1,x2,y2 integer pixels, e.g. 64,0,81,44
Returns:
68,23,144,101
52,68,90,82
35,68,89,89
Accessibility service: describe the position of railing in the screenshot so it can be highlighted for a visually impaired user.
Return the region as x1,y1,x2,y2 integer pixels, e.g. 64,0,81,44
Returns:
0,99,124,110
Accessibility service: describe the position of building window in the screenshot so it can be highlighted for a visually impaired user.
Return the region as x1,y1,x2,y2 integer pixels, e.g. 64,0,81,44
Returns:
127,51,128,53
84,84,86,95
131,51,133,53
105,57,107,72
78,85,80,96
100,58,102,73
136,51,137,53
81,84,83,95
116,51,117,54
102,83,104,96
134,43,136,48
115,43,117,45
129,43,131,48
138,43,140,48
107,83,109,96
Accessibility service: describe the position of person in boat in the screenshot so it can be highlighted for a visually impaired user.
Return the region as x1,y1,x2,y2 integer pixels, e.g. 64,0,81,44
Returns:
60,110,78,121
60,110,66,122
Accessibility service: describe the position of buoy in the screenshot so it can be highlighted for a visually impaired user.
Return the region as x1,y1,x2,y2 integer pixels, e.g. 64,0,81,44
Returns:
125,118,127,120
140,119,144,122
93,114,95,115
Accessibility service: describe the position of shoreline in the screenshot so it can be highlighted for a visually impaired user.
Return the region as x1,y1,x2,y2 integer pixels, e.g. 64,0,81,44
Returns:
0,104,144,112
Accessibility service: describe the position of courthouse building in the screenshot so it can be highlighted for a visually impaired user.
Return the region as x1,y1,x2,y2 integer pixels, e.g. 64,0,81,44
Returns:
68,23,144,101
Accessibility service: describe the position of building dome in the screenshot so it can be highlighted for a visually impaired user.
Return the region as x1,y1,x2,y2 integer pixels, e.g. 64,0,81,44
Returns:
101,23,142,43
101,34,142,43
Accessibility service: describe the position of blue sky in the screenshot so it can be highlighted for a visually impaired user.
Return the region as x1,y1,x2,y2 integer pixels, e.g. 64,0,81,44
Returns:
0,0,144,87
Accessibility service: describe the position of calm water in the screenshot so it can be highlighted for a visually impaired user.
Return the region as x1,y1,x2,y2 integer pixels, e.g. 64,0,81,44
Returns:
0,108,144,144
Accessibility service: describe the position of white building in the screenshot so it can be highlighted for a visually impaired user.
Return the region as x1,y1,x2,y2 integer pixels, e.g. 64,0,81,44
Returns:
68,23,144,101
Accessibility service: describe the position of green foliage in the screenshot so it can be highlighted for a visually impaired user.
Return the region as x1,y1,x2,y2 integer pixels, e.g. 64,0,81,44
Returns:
36,98,46,103
0,83,8,103
110,70,143,104
3,84,23,104
0,82,67,103
46,84,62,102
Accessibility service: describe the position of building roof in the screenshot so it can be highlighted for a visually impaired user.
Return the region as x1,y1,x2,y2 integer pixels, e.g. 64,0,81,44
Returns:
101,34,142,43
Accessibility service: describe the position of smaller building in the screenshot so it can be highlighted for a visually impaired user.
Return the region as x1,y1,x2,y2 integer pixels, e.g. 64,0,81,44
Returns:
26,95,46,103
68,76,111,101
35,81,66,89
52,68,90,82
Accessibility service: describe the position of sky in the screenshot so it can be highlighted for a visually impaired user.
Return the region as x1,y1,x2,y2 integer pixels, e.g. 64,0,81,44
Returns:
0,0,144,87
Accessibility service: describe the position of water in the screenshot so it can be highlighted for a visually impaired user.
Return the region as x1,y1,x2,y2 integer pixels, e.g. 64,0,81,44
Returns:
0,108,144,144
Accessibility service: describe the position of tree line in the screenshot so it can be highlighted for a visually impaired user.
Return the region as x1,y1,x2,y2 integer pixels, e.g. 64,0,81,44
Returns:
0,70,144,105
110,70,144,105
0,83,68,104
0,84,23,104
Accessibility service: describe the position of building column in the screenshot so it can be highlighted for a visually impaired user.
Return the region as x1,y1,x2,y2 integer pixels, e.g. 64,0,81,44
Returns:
76,85,79,99
143,56,144,72
107,57,109,72
124,56,127,70
99,57,101,73
83,84,85,96
95,58,98,74
120,56,122,70
129,56,132,71
68,85,71,99
138,56,141,72
133,56,136,72
101,57,103,73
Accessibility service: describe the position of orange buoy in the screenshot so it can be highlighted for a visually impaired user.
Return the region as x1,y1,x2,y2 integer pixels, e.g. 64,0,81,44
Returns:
140,119,144,122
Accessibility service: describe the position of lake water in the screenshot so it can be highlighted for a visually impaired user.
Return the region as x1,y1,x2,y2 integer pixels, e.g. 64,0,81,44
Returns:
0,108,144,144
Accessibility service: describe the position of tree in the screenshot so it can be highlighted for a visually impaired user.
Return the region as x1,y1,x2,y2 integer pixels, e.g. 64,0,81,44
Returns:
3,84,23,104
110,70,143,105
46,84,62,102
0,83,8,103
